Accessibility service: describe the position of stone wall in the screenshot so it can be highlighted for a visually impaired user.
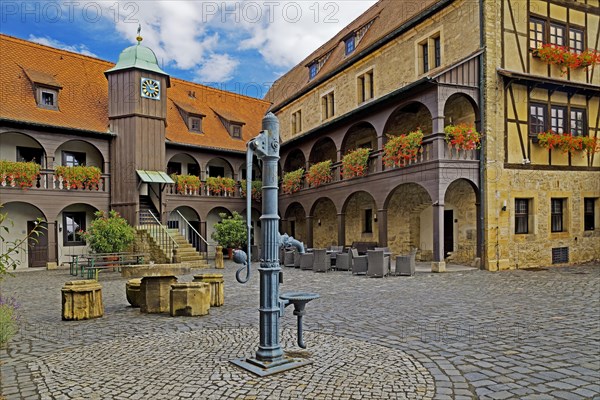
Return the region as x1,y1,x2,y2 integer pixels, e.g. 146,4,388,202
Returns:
444,179,477,264
344,192,378,246
312,199,338,248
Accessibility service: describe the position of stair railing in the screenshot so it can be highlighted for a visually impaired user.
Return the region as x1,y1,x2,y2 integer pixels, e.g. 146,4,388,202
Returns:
142,210,179,263
174,210,212,258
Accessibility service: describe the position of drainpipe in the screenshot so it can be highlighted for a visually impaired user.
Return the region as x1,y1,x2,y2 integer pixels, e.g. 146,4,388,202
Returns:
478,0,486,269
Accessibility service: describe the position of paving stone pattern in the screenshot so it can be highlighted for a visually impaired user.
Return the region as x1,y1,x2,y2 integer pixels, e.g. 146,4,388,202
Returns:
0,263,599,399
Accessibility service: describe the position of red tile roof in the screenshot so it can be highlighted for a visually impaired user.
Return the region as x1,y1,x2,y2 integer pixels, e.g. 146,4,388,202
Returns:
264,0,440,110
0,34,270,152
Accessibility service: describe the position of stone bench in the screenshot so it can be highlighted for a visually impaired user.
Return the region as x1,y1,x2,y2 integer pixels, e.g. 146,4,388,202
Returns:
170,282,211,317
61,280,104,320
193,273,224,307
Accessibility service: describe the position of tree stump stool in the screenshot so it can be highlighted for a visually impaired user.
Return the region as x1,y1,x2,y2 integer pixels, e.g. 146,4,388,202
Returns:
140,275,177,313
215,246,224,269
193,273,224,307
125,278,142,308
61,280,104,320
170,282,210,317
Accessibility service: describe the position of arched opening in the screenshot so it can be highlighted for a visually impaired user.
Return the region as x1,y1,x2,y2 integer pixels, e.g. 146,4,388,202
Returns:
284,149,306,173
444,179,478,263
168,206,202,251
206,157,234,179
0,202,47,268
54,140,105,171
342,191,378,246
309,137,337,165
167,153,200,177
241,207,262,248
0,132,47,168
384,183,432,259
57,203,100,264
383,102,433,140
284,202,307,243
341,122,377,154
238,160,261,182
444,93,479,127
311,198,338,248
207,207,233,256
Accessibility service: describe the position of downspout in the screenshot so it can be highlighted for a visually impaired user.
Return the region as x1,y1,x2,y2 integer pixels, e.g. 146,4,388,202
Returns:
478,0,486,269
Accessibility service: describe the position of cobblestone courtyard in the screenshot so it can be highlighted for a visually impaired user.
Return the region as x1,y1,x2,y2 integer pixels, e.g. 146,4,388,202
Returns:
1,263,599,399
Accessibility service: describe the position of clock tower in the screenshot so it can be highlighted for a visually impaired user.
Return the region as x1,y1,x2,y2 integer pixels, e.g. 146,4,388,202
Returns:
105,31,171,225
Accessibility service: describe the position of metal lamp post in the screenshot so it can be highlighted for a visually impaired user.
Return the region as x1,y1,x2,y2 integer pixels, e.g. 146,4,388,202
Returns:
230,113,318,377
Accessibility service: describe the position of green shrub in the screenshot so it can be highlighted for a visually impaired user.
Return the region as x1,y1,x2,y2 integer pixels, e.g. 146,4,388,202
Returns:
0,296,19,346
81,210,135,253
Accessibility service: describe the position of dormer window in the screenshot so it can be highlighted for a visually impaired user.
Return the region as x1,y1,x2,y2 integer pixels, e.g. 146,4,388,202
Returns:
189,116,203,133
309,63,318,80
23,68,62,111
231,124,242,138
345,36,356,55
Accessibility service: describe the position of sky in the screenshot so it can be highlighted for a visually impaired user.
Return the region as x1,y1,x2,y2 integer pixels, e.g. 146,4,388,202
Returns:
1,1,377,98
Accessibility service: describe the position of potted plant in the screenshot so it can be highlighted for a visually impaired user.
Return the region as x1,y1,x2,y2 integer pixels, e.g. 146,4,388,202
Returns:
81,210,135,255
306,160,333,187
211,212,247,258
383,129,424,168
341,148,370,179
281,168,304,195
171,174,201,195
206,176,236,196
444,124,481,151
0,160,40,189
55,165,101,190
240,180,262,201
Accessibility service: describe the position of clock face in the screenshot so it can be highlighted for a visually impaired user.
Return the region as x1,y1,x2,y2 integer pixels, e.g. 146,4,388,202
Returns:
141,78,160,100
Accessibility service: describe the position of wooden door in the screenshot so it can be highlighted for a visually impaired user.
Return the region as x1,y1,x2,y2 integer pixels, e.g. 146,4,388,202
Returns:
444,210,454,258
27,221,48,268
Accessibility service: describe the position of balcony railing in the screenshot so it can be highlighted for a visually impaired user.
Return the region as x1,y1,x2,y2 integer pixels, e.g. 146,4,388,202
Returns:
166,180,247,199
0,169,109,192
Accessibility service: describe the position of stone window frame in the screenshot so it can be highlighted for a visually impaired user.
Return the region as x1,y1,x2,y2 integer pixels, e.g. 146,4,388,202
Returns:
550,197,567,233
291,109,302,135
511,193,539,237
583,197,598,231
515,198,531,234
415,29,443,76
363,208,373,234
321,89,335,121
356,67,375,105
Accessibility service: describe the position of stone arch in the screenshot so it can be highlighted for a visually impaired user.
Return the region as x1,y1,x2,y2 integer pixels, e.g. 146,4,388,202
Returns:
241,207,262,247
236,160,262,181
310,197,338,248
383,102,433,141
284,202,307,243
443,93,480,127
309,137,337,165
0,202,47,268
0,131,47,167
384,183,432,259
168,206,203,252
283,148,307,173
54,139,105,171
342,191,378,246
443,178,478,263
167,153,201,176
56,203,100,263
205,157,234,179
341,122,377,154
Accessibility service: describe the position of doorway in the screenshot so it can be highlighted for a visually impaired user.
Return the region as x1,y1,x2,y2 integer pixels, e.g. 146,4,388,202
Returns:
27,221,48,268
444,210,454,257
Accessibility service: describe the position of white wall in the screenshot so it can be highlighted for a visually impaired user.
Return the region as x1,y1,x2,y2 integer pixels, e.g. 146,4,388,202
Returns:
54,141,103,170
0,132,45,166
57,204,96,265
0,203,45,269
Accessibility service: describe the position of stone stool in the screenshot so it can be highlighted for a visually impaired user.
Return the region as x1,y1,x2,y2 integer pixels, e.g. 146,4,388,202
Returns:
170,282,210,317
125,278,142,308
140,275,177,313
61,280,104,320
193,273,224,307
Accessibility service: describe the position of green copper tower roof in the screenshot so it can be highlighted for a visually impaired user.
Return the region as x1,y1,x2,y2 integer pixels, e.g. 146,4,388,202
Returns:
105,42,168,76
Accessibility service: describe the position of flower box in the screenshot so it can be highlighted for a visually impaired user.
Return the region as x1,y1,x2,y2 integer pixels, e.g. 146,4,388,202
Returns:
444,124,481,151
55,165,102,190
206,177,236,196
537,131,599,154
341,148,370,179
533,45,600,76
240,180,262,201
0,160,41,189
306,160,333,187
281,169,304,195
171,174,201,195
383,129,424,168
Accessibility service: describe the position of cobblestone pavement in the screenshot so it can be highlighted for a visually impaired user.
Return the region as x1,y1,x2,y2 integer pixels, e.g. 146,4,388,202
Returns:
1,263,599,399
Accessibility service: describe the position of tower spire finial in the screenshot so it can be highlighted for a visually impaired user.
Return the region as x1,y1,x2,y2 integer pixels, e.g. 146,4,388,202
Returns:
136,24,143,44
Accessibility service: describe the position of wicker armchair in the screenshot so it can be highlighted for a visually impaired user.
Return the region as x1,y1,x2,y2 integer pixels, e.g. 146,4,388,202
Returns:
300,252,314,270
336,252,350,271
396,248,417,276
367,250,390,278
312,249,331,272
283,249,296,267
350,248,368,275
